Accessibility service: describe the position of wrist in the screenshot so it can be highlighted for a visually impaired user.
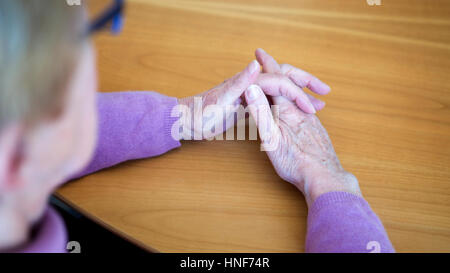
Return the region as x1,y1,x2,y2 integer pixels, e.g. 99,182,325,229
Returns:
301,169,362,208
177,97,195,140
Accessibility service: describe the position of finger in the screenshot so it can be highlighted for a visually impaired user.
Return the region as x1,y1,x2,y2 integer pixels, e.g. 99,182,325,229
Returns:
271,95,291,106
281,63,331,95
222,60,260,105
272,96,309,122
257,73,316,114
244,85,280,150
255,48,281,73
306,93,326,111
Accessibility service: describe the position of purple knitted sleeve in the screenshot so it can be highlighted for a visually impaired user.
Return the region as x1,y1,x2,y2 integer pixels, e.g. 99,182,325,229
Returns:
306,191,394,253
73,91,181,178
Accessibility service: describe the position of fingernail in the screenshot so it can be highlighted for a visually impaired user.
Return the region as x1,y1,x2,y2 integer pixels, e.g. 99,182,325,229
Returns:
314,79,330,92
249,60,259,74
247,84,260,100
320,82,331,92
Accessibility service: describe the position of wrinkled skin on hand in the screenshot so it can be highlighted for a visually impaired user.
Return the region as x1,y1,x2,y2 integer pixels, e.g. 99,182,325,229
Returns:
177,49,330,140
177,60,260,140
177,48,361,206
258,95,362,207
245,49,362,207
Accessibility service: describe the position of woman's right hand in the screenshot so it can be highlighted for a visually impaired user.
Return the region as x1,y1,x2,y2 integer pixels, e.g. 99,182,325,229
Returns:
245,50,362,206
245,85,362,206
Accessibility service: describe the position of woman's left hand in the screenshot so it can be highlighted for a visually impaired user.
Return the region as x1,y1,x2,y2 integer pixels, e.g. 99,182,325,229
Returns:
177,60,260,140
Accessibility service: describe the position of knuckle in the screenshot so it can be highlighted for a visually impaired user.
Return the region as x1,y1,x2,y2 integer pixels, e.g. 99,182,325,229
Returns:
281,64,295,75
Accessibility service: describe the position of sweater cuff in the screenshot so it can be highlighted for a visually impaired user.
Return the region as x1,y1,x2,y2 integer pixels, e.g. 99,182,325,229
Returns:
309,191,369,216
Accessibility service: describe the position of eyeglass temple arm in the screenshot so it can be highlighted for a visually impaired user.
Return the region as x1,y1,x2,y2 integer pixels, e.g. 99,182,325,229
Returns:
88,0,124,34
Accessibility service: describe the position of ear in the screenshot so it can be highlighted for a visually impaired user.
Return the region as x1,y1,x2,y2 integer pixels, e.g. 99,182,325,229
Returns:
0,122,25,191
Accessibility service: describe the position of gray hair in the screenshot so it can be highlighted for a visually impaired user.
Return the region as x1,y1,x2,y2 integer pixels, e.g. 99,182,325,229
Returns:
0,0,87,130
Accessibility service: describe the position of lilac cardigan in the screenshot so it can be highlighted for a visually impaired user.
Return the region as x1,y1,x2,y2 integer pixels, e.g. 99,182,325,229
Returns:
14,91,394,253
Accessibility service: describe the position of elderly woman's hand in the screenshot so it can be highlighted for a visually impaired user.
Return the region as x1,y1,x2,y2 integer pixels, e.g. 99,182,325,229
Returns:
254,48,330,113
245,86,362,206
177,60,260,140
177,49,330,140
244,50,361,206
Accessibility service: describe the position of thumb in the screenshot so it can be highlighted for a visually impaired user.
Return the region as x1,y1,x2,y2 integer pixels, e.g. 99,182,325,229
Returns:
222,60,260,105
245,85,281,152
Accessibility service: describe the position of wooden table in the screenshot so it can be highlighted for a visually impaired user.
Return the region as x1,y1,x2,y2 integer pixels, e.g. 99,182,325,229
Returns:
57,0,450,252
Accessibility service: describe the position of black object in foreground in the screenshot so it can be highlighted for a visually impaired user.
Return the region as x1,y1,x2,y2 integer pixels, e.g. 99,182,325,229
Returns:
50,194,149,254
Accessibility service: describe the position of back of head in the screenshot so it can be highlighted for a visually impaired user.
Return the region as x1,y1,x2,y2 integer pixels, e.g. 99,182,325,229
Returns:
0,0,86,131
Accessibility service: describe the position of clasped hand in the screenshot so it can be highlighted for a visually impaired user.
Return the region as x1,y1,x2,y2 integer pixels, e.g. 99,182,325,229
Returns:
178,49,361,206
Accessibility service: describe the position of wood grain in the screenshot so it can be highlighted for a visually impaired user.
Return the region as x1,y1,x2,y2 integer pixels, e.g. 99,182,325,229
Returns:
57,0,450,252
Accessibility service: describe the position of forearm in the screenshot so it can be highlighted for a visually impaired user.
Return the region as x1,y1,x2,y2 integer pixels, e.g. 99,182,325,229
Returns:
71,91,181,179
